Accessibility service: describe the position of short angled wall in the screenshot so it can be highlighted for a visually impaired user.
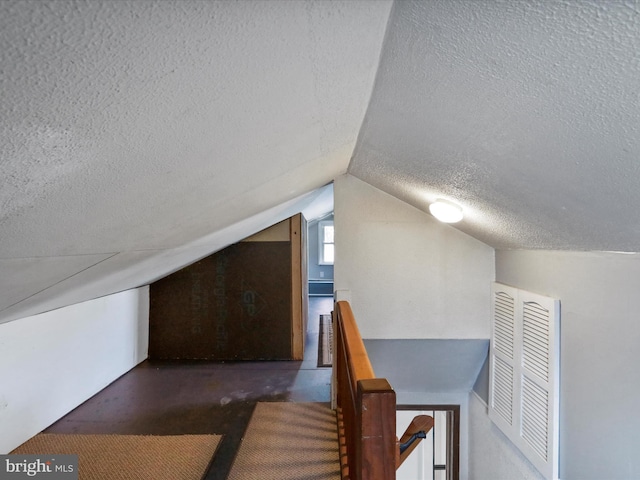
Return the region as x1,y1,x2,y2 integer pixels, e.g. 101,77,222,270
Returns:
468,392,543,480
0,287,149,453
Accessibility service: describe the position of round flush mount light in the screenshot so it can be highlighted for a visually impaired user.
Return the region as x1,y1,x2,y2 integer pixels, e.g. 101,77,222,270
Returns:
429,199,463,223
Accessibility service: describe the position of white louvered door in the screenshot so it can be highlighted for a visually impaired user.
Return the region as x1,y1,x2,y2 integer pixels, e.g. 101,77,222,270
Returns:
489,283,560,480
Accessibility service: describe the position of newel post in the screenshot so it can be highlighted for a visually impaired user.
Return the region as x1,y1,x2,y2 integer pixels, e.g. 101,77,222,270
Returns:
355,378,396,480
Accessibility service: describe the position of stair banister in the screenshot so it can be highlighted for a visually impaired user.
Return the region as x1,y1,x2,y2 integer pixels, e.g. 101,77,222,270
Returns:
334,301,433,480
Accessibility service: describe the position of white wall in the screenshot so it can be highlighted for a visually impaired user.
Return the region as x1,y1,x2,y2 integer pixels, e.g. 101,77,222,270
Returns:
492,250,640,480
334,174,494,479
468,392,544,480
0,287,149,453
334,174,640,478
334,174,494,339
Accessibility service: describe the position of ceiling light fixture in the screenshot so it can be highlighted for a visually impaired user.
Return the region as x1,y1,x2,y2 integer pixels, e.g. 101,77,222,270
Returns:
429,199,463,223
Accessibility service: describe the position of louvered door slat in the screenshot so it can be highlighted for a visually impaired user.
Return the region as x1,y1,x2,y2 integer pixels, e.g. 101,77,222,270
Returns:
522,377,549,460
523,301,550,382
493,291,515,359
491,356,514,425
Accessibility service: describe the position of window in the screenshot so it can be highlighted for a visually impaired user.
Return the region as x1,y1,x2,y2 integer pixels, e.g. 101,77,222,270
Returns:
318,220,334,265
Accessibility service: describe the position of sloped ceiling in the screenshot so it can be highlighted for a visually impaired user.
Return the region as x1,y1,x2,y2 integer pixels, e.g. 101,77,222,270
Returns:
351,0,640,251
3,0,640,324
0,0,391,323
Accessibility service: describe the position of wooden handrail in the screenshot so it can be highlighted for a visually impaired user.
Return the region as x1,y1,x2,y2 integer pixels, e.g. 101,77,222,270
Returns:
335,301,395,480
334,301,433,480
335,301,375,388
397,414,434,468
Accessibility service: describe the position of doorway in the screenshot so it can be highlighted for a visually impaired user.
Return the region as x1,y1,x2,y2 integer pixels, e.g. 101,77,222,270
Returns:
307,212,334,298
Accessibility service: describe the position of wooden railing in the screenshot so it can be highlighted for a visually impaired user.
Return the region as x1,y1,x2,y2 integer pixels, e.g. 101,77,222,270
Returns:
334,300,433,480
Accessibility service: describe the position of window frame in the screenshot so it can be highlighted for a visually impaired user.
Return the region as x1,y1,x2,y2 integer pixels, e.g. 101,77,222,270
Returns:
318,220,334,265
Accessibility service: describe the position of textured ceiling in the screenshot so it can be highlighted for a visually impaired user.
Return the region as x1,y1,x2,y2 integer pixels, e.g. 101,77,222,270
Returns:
351,0,640,251
0,0,390,323
3,0,640,324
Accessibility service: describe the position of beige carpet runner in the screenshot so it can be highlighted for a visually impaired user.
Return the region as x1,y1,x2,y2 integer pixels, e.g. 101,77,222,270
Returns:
227,402,341,480
11,433,221,480
318,314,333,367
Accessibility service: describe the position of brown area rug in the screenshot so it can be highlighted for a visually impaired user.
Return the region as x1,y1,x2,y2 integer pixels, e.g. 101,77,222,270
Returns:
11,434,221,480
227,402,340,480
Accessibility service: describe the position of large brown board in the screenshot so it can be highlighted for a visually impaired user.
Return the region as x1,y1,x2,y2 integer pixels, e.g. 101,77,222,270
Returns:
149,241,292,360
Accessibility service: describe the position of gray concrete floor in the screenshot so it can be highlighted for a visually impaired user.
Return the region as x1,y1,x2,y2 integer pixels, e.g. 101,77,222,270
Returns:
45,296,335,480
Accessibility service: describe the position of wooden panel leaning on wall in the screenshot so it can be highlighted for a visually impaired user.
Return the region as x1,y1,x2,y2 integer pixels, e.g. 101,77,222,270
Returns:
148,213,307,361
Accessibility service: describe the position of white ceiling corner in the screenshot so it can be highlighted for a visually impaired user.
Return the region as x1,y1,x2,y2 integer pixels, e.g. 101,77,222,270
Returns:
350,0,640,252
